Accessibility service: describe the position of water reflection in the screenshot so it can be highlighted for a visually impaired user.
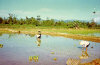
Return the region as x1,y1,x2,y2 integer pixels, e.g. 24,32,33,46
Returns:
79,49,89,59
66,58,80,65
35,31,41,47
29,56,39,62
78,33,100,37
88,33,100,37
0,34,100,65
28,34,35,37
8,34,15,39
33,56,38,62
35,38,41,47
29,56,33,62
0,44,3,48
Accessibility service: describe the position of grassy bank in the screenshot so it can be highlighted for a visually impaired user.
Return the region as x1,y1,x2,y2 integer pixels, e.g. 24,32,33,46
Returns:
0,24,100,43
0,24,100,34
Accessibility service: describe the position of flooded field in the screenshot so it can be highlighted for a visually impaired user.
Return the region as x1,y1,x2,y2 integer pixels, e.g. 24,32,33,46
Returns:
78,33,100,37
88,33,100,37
0,34,100,65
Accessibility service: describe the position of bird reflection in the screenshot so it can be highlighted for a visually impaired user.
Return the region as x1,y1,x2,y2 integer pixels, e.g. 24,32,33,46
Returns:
36,38,41,47
79,49,89,59
36,31,41,47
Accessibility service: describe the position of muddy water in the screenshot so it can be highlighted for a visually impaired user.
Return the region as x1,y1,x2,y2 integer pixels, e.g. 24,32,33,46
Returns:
0,34,100,65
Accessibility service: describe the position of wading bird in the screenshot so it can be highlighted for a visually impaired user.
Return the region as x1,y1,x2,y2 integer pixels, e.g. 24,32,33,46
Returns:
36,31,41,38
80,41,90,51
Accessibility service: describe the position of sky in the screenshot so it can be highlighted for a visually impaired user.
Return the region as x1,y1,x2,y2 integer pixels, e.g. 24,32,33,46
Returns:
0,0,100,22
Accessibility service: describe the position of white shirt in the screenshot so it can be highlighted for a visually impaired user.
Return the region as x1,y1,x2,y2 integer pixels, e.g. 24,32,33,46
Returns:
36,34,40,38
80,41,90,47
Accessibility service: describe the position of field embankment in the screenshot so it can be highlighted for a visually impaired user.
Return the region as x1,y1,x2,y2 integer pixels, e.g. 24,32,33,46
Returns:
0,24,100,43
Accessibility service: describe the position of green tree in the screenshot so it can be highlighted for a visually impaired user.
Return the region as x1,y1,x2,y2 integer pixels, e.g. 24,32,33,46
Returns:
37,15,41,21
25,16,29,24
0,17,3,24
13,16,17,24
31,17,39,26
8,13,14,24
55,20,66,26
19,18,25,25
41,19,55,26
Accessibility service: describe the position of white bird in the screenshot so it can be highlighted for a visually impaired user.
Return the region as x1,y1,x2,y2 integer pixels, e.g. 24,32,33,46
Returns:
80,41,90,51
36,31,41,38
36,34,41,38
80,41,90,47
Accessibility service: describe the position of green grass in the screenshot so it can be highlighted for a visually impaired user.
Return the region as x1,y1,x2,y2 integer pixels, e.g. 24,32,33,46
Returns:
66,29,100,34
0,24,100,35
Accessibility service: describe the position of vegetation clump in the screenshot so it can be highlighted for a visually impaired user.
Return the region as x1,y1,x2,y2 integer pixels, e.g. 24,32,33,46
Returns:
0,14,100,29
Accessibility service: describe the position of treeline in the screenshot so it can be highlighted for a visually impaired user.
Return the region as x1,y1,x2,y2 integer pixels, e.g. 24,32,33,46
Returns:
0,14,100,29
